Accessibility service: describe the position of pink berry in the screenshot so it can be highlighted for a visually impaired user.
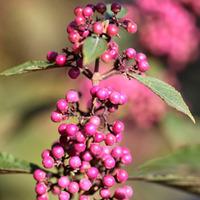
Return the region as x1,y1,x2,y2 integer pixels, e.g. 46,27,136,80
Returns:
51,111,63,123
109,91,121,105
68,31,80,43
59,191,70,200
94,132,105,143
57,99,68,113
96,2,106,14
58,176,70,188
86,167,99,180
127,22,137,33
52,186,60,195
116,132,123,143
52,145,64,159
79,178,92,191
90,143,102,156
107,24,119,37
114,188,126,199
135,53,147,62
41,149,51,159
96,88,109,100
138,60,150,72
84,122,97,136
100,189,111,199
66,124,79,137
121,153,132,165
109,49,118,59
90,85,100,96
82,151,93,162
83,7,93,18
74,7,83,16
33,169,46,182
119,93,128,105
89,116,101,127
111,2,122,14
74,143,86,153
66,90,79,103
58,123,67,135
42,156,54,169
47,51,58,62
68,68,80,79
76,131,86,143
105,133,116,146
124,186,133,198
111,146,123,159
101,51,112,63
80,161,91,173
37,194,49,200
35,183,47,195
56,54,67,66
103,175,115,187
112,120,124,134
93,22,104,35
69,156,81,169
122,147,130,155
104,156,116,169
66,22,76,34
68,181,79,194
116,169,128,183
75,16,86,26
125,48,136,59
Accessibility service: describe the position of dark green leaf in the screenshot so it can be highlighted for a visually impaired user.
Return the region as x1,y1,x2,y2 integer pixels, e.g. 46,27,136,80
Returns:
106,4,127,18
130,145,200,195
0,60,55,76
128,73,195,123
0,152,39,174
83,36,107,65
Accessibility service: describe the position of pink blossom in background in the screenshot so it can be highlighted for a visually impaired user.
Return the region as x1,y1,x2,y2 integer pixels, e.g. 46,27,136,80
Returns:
177,0,200,16
80,75,166,128
125,0,200,71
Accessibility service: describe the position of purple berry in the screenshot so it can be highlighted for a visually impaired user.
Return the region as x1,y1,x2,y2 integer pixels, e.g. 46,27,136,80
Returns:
69,156,82,169
96,88,109,100
66,124,79,137
84,122,97,136
82,151,93,162
57,99,68,113
116,169,128,183
101,51,112,63
79,195,90,200
104,156,116,169
127,22,137,33
103,175,115,187
100,189,111,199
89,116,101,127
83,7,93,18
74,143,86,153
74,7,83,16
112,120,124,134
51,111,63,123
47,51,58,62
138,60,150,72
125,48,136,59
109,91,121,105
135,53,147,62
96,2,106,14
35,183,47,195
94,132,105,143
58,123,67,135
41,149,51,159
111,146,123,159
58,176,70,188
124,185,134,198
79,178,92,191
68,181,79,194
121,153,132,165
56,54,67,66
52,145,65,159
59,191,70,200
68,68,80,79
75,16,86,26
33,169,46,182
37,193,49,200
114,188,126,199
105,133,116,146
86,167,99,180
90,143,102,156
42,156,54,169
66,90,79,103
111,2,122,14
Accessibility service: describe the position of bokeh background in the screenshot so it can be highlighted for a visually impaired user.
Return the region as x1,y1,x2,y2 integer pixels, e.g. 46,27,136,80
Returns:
0,0,200,200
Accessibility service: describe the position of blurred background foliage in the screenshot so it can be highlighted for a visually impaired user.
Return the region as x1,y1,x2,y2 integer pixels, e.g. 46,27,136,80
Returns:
0,0,199,200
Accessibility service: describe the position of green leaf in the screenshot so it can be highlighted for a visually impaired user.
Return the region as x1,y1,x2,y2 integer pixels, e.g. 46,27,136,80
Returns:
0,152,39,174
128,73,195,123
0,60,55,76
106,4,127,18
83,36,107,65
130,145,200,195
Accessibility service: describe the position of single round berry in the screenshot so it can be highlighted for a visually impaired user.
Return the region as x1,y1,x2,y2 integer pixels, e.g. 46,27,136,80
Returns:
74,6,83,16
105,133,116,146
114,188,126,199
116,132,123,143
90,85,100,96
86,4,96,11
69,156,82,169
124,185,134,198
111,146,123,159
52,145,65,159
80,161,91,173
37,193,49,200
96,2,106,14
83,7,93,18
125,48,136,59
89,116,101,127
82,151,93,162
127,22,137,33
57,99,68,113
86,167,99,180
121,153,132,165
116,169,128,183
79,178,92,191
107,24,119,37
94,132,105,143
75,16,86,26
33,169,46,182
58,176,70,188
135,52,147,62
90,143,102,156
56,54,67,66
112,120,125,134
119,93,128,105
96,88,109,100
51,111,63,123
104,156,116,169
35,183,47,195
58,123,67,135
138,60,150,72
109,49,118,59
68,31,80,43
42,156,54,169
76,131,86,143
111,2,122,14
100,189,111,199
47,51,58,62
103,175,115,187
101,51,112,63
84,122,97,136
68,68,80,79
41,149,51,159
59,191,70,200
109,91,121,105
66,124,79,137
66,90,79,103
74,143,86,153
93,22,104,35
68,181,79,194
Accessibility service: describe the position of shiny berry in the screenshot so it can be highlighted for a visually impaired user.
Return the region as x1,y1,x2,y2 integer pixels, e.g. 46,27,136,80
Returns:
33,169,46,182
42,156,54,169
68,182,79,194
51,111,63,123
47,51,58,62
96,2,106,14
59,191,70,200
100,189,111,199
84,122,97,136
93,22,104,35
104,156,116,169
116,169,128,183
79,178,92,191
83,7,93,18
105,133,116,146
57,99,68,113
75,16,86,26
68,31,80,43
138,60,150,72
74,7,83,16
86,167,99,180
103,175,115,187
101,51,112,63
58,176,70,188
68,68,80,79
125,48,136,59
35,183,47,195
111,2,122,14
127,22,137,33
107,24,119,37
66,90,79,102
69,156,81,169
52,145,65,159
112,120,124,134
56,55,67,66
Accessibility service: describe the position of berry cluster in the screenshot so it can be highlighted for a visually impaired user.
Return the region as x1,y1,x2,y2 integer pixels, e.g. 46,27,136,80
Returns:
33,89,133,200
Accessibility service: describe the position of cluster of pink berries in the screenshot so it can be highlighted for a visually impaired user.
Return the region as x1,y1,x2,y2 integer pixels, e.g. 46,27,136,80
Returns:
33,89,133,200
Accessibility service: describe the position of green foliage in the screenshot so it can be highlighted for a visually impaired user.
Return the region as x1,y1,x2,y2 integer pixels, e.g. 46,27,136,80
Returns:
106,4,127,18
129,73,195,123
0,152,39,174
0,61,55,76
83,36,107,65
130,145,200,195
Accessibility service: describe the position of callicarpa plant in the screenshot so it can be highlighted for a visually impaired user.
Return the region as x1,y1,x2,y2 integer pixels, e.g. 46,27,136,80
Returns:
0,2,197,200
